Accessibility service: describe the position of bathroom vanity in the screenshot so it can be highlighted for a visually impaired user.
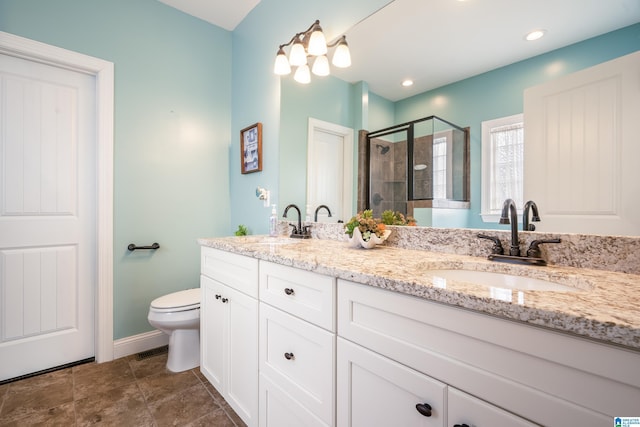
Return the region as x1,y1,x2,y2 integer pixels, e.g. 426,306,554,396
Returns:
199,231,640,427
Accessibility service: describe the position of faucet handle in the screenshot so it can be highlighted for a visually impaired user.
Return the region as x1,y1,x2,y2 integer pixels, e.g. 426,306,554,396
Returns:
477,234,504,255
526,238,561,258
288,223,299,235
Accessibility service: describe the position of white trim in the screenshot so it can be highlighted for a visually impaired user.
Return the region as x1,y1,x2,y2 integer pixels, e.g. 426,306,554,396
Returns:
307,118,354,221
0,32,115,363
113,330,169,360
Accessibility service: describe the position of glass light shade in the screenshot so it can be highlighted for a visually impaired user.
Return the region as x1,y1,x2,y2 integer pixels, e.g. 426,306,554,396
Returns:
332,39,351,68
274,49,291,75
307,27,328,56
294,64,311,84
289,41,307,66
311,55,330,76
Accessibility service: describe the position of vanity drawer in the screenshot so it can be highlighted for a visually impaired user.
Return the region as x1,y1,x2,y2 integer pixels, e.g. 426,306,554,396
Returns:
337,337,446,427
259,261,335,331
201,247,258,298
260,303,335,425
448,388,537,427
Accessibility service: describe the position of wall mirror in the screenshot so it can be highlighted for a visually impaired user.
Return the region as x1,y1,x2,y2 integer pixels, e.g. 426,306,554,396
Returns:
277,0,639,235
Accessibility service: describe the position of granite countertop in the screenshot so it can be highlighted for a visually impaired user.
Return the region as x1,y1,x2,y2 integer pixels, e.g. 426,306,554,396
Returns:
198,235,640,351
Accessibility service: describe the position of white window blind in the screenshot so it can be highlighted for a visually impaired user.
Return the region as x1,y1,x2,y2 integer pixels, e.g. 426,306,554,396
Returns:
481,114,524,222
432,136,447,199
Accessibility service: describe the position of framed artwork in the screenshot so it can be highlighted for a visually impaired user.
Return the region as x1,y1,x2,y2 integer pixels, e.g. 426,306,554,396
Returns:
240,122,262,174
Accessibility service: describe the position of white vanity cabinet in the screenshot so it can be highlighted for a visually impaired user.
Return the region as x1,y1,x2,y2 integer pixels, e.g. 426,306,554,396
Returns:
200,247,259,427
258,261,336,427
337,279,640,426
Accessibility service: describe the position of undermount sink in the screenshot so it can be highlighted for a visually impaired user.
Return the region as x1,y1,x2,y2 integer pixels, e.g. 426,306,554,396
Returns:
429,269,580,292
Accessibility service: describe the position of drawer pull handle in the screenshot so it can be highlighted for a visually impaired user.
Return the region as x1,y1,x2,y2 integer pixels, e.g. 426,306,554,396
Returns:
215,294,221,300
284,352,295,360
221,297,228,303
284,288,295,296
415,403,432,417
453,424,469,427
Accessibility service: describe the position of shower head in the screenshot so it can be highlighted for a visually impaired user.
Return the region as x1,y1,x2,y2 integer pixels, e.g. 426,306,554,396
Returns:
376,144,390,155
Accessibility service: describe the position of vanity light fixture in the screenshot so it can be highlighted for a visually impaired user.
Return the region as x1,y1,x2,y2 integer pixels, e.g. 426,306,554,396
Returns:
525,29,546,41
274,20,351,84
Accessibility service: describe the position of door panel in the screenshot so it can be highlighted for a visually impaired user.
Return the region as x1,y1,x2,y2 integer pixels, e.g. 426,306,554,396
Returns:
306,118,354,223
0,53,96,380
524,51,640,235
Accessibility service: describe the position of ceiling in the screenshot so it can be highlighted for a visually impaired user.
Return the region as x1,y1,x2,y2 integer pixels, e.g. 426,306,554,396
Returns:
159,0,640,101
157,0,261,31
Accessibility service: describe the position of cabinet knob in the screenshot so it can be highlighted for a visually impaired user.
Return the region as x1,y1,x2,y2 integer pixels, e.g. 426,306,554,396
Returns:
284,352,295,360
215,294,221,300
284,288,295,296
453,424,469,427
221,297,228,303
415,403,432,417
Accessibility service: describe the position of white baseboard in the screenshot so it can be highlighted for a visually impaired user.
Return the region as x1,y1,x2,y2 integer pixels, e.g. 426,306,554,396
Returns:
113,330,169,360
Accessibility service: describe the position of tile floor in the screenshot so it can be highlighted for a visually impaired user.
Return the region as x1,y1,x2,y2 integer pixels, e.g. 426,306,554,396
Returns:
0,350,246,426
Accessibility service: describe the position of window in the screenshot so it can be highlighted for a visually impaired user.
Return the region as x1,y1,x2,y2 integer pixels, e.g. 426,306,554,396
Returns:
481,114,524,222
432,136,447,199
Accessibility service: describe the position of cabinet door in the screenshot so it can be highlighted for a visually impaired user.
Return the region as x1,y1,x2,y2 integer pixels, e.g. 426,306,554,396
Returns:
448,388,538,427
227,285,259,427
201,275,258,427
259,373,329,427
200,275,226,392
337,338,446,427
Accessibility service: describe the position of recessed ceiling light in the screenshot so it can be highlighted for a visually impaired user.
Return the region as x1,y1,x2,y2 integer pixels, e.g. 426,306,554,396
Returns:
525,29,546,41
402,79,414,87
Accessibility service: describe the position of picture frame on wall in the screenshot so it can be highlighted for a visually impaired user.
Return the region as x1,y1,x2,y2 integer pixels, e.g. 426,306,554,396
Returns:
240,122,262,174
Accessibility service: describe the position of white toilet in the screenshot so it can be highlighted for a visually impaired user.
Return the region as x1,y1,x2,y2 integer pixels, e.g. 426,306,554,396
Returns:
147,288,201,372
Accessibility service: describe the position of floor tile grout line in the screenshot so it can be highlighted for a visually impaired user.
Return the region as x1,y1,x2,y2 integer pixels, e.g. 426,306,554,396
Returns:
192,369,245,427
126,357,158,427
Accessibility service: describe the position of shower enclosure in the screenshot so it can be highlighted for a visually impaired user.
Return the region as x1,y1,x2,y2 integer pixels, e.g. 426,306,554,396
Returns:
359,116,469,218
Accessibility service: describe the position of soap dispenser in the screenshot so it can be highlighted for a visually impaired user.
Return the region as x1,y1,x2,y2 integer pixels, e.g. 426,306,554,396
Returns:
269,204,278,237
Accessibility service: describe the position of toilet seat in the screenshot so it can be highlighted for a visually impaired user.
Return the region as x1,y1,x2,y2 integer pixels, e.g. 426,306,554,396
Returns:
150,288,200,313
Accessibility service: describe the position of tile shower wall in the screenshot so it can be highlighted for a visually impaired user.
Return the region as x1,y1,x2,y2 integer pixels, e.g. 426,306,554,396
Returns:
369,138,408,217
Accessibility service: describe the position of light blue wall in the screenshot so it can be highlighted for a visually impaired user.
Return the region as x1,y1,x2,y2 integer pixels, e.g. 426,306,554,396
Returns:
368,91,396,131
394,23,640,230
0,0,232,339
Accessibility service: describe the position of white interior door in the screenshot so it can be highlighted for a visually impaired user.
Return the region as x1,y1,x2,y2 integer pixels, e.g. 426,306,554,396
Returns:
0,53,96,380
307,118,354,223
524,51,640,236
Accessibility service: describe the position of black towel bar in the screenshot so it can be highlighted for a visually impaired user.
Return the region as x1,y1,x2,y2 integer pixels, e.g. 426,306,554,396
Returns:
128,243,160,251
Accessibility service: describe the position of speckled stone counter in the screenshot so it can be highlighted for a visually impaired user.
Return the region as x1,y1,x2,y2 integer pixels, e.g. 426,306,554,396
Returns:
198,234,640,351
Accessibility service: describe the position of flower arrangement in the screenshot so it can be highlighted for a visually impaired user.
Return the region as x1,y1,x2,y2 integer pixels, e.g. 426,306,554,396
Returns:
344,210,386,241
345,210,417,248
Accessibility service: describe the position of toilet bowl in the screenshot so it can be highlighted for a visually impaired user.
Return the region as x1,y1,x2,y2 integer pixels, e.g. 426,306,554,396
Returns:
147,288,201,372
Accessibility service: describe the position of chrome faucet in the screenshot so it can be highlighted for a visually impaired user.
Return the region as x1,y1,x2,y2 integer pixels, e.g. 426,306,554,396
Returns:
522,200,540,231
283,204,311,238
314,205,332,222
499,198,520,256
